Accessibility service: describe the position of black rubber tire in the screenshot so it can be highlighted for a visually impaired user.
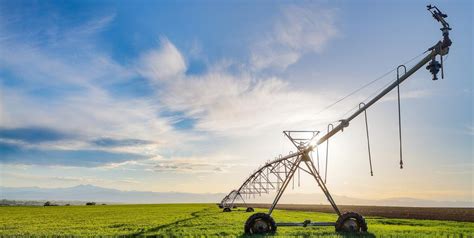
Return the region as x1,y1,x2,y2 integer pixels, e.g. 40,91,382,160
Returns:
244,213,277,234
246,207,254,212
335,212,368,232
223,207,231,212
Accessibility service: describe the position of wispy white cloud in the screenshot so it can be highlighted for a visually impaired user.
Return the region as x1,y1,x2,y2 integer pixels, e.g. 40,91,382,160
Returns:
251,5,339,70
0,13,130,91
137,37,187,82
3,172,140,186
161,73,332,136
130,37,337,136
0,16,193,165
70,14,116,36
152,157,228,174
98,153,243,174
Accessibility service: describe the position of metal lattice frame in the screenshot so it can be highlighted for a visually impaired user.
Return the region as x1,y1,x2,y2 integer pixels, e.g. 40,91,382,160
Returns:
220,151,304,210
219,131,336,214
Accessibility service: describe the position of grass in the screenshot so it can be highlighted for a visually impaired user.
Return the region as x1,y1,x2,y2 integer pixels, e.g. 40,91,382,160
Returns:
0,204,473,237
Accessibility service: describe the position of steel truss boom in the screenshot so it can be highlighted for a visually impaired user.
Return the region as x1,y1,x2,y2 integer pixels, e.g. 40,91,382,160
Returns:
219,151,308,210
221,5,453,235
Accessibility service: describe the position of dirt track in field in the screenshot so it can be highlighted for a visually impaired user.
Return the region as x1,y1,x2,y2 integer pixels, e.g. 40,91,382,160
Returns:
237,204,474,222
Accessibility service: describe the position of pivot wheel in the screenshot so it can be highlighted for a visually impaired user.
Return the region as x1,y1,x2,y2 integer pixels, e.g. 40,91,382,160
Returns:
244,213,276,234
335,212,368,232
246,207,254,212
223,207,231,212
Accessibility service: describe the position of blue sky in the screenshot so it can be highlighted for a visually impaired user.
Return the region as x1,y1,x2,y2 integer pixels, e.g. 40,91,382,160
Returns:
0,0,472,202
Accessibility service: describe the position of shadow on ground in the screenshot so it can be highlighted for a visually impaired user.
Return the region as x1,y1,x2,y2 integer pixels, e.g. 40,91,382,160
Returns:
237,232,376,238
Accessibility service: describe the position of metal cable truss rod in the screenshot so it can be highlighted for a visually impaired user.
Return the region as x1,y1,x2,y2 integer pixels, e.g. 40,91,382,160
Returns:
307,19,452,154
234,131,321,206
219,150,316,212
219,189,250,212
218,190,234,209
306,45,447,155
283,130,320,150
314,49,427,121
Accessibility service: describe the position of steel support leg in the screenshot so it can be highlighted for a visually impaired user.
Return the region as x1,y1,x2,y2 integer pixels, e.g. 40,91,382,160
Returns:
302,153,342,216
268,156,302,215
229,191,241,208
239,193,248,207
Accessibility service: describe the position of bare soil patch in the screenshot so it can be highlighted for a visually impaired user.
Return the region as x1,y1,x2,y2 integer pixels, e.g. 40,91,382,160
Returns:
239,204,474,222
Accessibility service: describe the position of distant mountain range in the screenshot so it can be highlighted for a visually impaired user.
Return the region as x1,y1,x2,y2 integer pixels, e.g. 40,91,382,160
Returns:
0,185,225,204
1,184,472,207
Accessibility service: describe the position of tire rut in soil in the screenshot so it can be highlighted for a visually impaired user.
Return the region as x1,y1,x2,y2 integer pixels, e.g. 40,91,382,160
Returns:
129,207,211,236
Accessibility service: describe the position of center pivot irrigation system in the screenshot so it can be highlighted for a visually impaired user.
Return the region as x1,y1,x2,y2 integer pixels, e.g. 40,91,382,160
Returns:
218,5,453,234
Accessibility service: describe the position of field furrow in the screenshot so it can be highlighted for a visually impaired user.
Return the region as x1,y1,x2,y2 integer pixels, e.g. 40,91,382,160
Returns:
1,204,472,237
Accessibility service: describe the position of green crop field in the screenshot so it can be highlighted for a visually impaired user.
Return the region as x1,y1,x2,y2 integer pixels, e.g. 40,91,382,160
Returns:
1,204,473,237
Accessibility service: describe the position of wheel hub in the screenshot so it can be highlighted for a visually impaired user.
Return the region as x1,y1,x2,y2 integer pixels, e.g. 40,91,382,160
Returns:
342,219,360,231
253,219,269,233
